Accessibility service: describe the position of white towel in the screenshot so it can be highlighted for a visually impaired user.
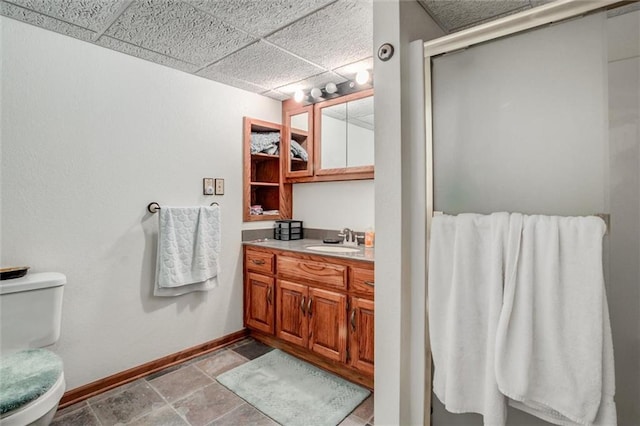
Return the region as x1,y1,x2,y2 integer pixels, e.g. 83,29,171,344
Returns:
495,215,616,426
154,206,221,297
429,213,520,426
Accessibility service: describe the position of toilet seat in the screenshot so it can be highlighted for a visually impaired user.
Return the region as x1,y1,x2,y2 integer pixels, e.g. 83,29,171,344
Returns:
0,373,64,426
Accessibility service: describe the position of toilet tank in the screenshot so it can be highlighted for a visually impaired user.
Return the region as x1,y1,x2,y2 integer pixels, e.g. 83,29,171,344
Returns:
0,272,65,353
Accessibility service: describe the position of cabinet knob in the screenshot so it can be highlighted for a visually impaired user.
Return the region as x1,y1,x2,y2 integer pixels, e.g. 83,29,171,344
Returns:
252,259,266,265
351,309,356,331
307,298,313,316
300,296,306,315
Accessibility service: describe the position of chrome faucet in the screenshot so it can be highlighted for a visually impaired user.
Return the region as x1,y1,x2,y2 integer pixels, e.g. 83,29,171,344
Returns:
338,228,358,246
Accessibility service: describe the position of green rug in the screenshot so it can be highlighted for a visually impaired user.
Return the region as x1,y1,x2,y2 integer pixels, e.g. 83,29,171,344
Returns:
217,349,370,426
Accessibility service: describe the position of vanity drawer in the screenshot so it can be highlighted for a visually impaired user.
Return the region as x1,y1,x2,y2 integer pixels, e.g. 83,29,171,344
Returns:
277,257,347,290
246,249,275,274
350,266,374,298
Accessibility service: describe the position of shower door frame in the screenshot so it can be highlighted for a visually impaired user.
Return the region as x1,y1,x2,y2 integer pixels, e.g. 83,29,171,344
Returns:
421,0,620,423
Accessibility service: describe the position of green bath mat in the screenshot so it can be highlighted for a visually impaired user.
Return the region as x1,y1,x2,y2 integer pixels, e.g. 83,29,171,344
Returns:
217,349,370,426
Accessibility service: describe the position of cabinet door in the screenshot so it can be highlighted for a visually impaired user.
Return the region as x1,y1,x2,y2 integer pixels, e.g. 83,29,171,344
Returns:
308,287,347,362
276,280,308,348
245,272,274,334
349,297,374,375
283,104,313,179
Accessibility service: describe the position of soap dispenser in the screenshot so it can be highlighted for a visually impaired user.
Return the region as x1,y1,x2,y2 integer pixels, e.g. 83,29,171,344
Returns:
364,227,375,248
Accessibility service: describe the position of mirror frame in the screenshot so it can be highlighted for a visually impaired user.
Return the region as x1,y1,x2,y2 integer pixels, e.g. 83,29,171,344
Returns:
283,104,314,178
313,88,374,178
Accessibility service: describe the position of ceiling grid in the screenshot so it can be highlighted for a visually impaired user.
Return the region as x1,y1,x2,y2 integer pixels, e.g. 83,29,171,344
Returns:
5,0,630,100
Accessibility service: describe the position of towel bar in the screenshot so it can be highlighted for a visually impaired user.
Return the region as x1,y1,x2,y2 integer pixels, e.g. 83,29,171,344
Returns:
147,202,219,214
432,211,610,233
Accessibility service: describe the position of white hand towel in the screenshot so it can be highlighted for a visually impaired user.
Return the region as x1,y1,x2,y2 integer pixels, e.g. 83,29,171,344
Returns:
154,205,221,297
495,215,616,426
429,212,520,426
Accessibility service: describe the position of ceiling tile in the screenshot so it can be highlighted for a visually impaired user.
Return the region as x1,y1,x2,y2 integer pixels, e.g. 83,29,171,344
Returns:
333,56,373,80
422,0,529,32
0,1,96,41
188,0,335,38
96,36,199,73
197,41,324,90
105,0,256,67
266,0,372,70
6,0,125,32
276,71,346,95
197,69,269,94
260,90,290,101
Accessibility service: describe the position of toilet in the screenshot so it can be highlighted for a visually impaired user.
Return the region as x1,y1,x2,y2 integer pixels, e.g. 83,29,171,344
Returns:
0,273,66,426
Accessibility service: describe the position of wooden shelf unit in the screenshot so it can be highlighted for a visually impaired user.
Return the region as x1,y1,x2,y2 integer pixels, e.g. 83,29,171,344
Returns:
243,117,292,222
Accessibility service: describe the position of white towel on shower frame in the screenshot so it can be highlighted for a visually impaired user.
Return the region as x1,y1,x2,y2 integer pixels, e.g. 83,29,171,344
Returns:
429,212,521,426
495,215,616,426
154,205,221,297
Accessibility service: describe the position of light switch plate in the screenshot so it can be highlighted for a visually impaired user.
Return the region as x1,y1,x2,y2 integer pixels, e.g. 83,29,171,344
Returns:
203,178,214,195
215,178,224,195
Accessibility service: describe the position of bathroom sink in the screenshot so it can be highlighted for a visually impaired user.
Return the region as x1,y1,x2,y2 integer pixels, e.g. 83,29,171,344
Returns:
305,245,361,254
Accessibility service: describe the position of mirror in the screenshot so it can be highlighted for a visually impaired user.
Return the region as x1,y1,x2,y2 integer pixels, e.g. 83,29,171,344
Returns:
284,105,313,178
289,111,310,172
315,90,374,176
290,112,308,132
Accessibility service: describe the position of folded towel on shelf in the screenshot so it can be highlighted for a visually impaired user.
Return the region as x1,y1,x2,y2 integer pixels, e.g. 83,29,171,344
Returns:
429,212,520,426
250,132,280,155
495,215,616,426
154,205,221,297
290,139,308,161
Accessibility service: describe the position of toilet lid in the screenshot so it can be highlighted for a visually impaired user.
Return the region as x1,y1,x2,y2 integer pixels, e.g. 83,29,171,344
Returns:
0,349,63,415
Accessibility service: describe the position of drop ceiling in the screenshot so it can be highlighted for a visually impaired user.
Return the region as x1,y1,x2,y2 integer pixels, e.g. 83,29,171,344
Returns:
3,0,633,102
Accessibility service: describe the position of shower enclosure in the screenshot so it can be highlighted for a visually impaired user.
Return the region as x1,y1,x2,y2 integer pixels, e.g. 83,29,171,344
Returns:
422,2,640,425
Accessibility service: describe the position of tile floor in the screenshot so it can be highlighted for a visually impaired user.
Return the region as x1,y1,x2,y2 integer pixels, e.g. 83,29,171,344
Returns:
52,339,374,426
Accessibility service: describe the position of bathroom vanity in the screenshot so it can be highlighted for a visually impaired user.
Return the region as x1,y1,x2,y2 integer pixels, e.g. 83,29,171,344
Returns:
243,240,374,388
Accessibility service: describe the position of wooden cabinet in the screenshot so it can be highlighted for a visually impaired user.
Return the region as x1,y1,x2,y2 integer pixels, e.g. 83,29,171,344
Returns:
243,117,292,222
276,279,308,347
243,245,374,387
308,287,347,362
281,89,374,184
244,249,275,334
245,273,274,334
276,280,347,362
349,296,374,375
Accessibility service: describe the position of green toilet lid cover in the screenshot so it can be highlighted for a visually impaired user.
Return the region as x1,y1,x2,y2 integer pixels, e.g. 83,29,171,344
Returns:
0,349,63,415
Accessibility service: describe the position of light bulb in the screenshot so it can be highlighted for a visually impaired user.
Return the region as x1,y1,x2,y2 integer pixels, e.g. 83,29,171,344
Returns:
310,87,322,99
293,90,304,103
355,70,370,85
325,82,338,94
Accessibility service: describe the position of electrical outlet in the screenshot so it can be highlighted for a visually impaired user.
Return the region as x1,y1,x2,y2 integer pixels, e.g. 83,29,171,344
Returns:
215,178,224,195
203,178,214,195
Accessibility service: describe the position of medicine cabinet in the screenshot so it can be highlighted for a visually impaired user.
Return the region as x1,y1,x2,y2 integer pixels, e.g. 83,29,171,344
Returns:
281,88,374,183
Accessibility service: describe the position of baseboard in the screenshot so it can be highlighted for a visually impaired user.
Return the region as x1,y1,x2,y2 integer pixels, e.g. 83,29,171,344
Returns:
59,329,249,409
